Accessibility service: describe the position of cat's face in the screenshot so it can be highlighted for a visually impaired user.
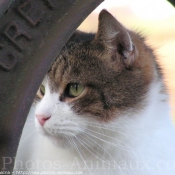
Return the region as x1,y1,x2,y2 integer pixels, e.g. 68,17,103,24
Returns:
35,10,158,147
35,76,90,147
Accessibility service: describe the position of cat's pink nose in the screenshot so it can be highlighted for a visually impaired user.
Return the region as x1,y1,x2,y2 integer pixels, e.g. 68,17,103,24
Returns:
36,115,50,126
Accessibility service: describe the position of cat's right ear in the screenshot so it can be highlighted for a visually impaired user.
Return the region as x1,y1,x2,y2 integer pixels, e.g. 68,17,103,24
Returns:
95,10,137,67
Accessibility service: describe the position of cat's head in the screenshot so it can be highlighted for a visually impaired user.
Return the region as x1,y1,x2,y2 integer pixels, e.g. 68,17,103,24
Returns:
35,10,160,147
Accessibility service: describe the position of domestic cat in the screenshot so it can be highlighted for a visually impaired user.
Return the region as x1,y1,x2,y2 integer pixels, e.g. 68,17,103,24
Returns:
14,10,175,175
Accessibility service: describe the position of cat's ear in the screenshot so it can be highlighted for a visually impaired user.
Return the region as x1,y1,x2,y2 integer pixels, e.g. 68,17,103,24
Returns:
95,10,136,66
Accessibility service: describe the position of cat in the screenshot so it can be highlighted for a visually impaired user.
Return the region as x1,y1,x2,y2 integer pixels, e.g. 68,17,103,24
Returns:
14,10,175,175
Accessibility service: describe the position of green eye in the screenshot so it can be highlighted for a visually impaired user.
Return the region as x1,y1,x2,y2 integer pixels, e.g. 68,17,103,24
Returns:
40,84,45,96
69,83,84,97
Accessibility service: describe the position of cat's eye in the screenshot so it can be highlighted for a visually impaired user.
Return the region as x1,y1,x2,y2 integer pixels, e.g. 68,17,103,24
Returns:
68,83,84,97
40,84,45,96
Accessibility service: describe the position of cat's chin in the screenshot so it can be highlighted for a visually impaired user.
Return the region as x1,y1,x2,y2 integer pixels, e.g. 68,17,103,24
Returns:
46,135,72,149
36,126,72,149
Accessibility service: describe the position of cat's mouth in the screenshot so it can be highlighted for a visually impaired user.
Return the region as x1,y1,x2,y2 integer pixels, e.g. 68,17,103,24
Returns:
38,123,74,139
38,126,74,148
45,128,69,137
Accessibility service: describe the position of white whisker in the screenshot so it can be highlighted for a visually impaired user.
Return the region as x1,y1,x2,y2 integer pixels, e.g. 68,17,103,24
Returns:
71,137,92,175
81,127,129,149
76,136,103,159
77,135,124,171
78,121,135,141
79,126,142,163
79,121,121,128
78,132,124,174
20,130,37,143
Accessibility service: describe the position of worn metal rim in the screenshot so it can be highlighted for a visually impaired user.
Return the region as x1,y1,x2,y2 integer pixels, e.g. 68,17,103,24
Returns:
0,0,103,172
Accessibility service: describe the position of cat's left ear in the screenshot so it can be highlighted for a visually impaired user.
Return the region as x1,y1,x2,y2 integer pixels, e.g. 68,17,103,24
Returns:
95,10,136,66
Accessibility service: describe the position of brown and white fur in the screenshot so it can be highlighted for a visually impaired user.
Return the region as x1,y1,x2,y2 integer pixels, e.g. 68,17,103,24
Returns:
14,10,175,175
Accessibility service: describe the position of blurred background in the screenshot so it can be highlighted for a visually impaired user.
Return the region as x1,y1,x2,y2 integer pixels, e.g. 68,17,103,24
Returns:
78,0,175,123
